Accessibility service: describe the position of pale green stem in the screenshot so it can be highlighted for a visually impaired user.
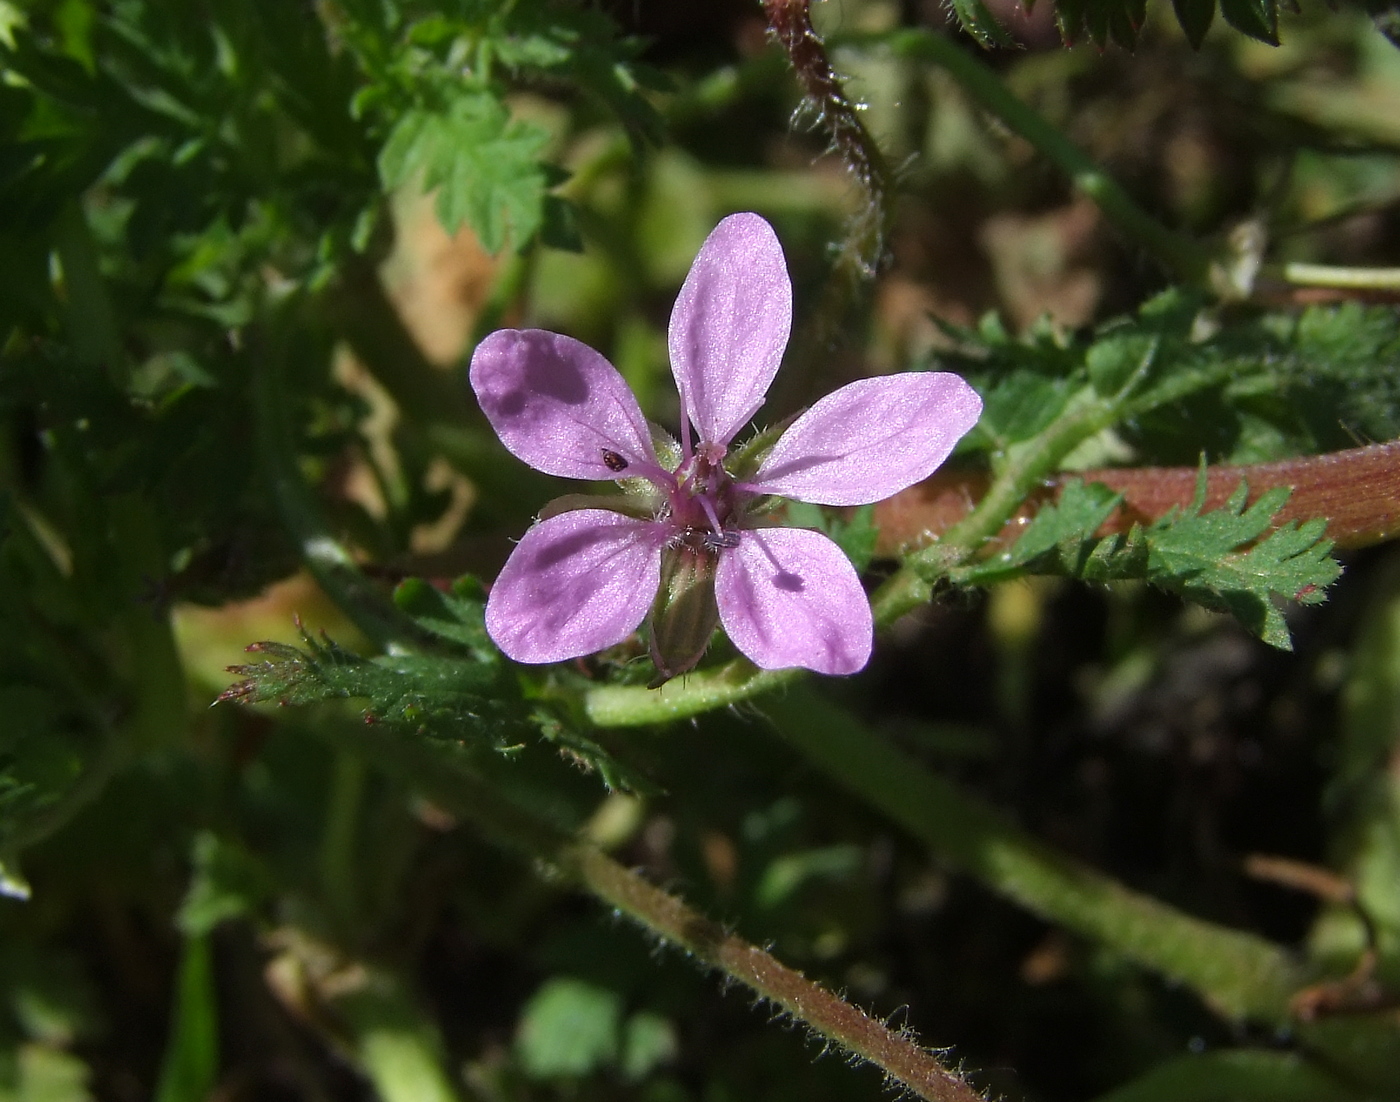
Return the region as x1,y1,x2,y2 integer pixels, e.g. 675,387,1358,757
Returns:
763,688,1309,1023
585,661,798,726
1266,262,1400,292
321,751,368,929
334,973,464,1102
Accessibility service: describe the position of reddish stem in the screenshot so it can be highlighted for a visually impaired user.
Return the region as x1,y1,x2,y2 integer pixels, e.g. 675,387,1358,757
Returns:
874,441,1400,557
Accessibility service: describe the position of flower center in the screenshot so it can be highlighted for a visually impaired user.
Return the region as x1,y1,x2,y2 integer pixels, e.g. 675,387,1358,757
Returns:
664,447,742,551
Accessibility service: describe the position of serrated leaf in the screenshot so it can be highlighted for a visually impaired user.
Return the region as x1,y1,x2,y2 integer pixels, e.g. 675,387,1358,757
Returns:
949,0,1016,47
1140,479,1339,648
1219,0,1279,43
1173,0,1218,46
219,621,656,793
1110,0,1148,46
391,575,495,660
1095,474,1339,649
957,471,1341,649
958,480,1123,585
219,626,524,743
378,90,550,253
1087,332,1158,398
979,371,1075,445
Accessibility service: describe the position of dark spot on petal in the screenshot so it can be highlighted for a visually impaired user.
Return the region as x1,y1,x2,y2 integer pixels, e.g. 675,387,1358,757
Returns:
522,331,590,404
773,570,804,593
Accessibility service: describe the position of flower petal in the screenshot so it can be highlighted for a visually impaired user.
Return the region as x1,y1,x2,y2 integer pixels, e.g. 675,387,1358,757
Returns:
715,527,872,675
751,373,982,506
668,213,792,447
486,509,665,663
470,329,658,480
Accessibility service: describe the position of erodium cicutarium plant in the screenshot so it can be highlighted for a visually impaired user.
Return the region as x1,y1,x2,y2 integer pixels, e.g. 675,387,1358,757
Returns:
470,213,982,683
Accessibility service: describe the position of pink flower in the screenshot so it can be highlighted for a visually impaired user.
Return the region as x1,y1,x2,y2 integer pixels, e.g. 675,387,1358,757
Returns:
469,213,982,679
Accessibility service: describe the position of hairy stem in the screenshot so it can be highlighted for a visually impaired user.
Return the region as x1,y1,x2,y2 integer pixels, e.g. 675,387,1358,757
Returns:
330,724,986,1102
764,0,898,279
874,440,1400,557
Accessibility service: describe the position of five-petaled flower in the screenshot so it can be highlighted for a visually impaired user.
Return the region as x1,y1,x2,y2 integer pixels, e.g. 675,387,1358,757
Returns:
470,213,982,681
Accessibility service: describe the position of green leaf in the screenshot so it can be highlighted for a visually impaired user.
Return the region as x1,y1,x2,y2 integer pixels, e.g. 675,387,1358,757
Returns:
1097,475,1340,650
958,480,1123,586
1171,0,1218,47
391,576,495,660
176,832,274,937
1054,0,1150,46
958,473,1341,650
1087,332,1159,398
378,90,550,253
219,621,525,745
152,936,218,1102
1219,0,1279,43
516,978,621,1078
948,0,1016,47
977,371,1075,446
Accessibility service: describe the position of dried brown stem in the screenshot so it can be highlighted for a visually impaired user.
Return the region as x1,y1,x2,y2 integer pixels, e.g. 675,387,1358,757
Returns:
764,0,897,279
875,440,1400,557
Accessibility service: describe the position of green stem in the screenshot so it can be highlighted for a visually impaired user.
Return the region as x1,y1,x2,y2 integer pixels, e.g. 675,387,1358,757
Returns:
765,0,898,278
855,28,1211,286
333,970,464,1102
874,386,1117,623
764,688,1309,1023
53,200,125,382
584,660,798,726
1266,262,1400,292
322,723,984,1102
321,751,367,929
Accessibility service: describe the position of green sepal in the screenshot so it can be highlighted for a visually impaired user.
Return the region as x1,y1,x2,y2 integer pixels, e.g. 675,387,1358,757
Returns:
725,412,798,481
538,493,657,522
647,546,720,687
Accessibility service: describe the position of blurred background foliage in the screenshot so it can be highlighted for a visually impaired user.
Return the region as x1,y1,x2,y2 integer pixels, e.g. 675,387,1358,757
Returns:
1,0,1400,1100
